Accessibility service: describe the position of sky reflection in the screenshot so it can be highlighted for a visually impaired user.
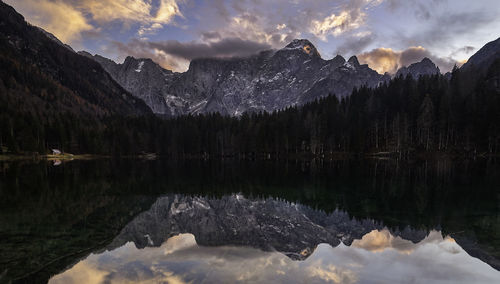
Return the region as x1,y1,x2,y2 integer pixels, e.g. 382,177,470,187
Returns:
50,230,500,284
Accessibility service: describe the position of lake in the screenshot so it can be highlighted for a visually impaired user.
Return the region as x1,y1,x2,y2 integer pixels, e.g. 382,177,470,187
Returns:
1,158,499,283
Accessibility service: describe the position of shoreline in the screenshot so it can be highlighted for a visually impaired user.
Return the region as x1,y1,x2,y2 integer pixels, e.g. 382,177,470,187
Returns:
1,151,499,162
0,154,109,161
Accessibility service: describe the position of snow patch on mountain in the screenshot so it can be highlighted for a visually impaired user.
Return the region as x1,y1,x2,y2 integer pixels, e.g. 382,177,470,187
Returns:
135,61,145,72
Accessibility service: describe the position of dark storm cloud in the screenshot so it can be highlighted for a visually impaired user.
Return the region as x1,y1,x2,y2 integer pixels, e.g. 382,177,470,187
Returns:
200,31,221,41
111,37,271,70
147,37,272,60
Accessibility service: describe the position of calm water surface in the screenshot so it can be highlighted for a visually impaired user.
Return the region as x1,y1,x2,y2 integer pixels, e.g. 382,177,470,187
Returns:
0,158,499,283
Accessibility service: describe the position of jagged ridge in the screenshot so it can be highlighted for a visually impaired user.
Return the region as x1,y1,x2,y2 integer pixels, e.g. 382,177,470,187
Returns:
85,39,389,116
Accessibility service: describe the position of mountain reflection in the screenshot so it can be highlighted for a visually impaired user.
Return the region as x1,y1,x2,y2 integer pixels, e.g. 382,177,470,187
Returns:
102,194,427,260
1,158,499,283
50,194,500,284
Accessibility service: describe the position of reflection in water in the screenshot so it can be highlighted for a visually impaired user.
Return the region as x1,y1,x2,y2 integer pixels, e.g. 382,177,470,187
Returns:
352,229,417,253
98,194,430,261
1,158,499,283
51,231,500,284
48,194,500,283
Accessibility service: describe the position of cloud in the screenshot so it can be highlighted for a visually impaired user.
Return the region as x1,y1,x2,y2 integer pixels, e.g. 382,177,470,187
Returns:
358,47,401,74
310,10,366,41
309,0,384,41
335,33,376,56
148,37,272,60
381,1,499,61
385,0,446,20
110,40,189,71
78,0,182,26
358,46,458,74
155,0,182,23
225,12,298,47
5,0,183,44
307,263,358,284
200,31,222,42
352,229,415,253
138,23,164,36
193,0,373,50
81,0,183,38
8,0,495,76
276,24,287,30
49,261,108,284
82,0,153,24
4,0,93,44
457,46,475,54
111,37,271,72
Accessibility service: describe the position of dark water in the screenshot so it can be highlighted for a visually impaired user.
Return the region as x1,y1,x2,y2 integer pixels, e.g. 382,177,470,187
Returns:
0,158,499,283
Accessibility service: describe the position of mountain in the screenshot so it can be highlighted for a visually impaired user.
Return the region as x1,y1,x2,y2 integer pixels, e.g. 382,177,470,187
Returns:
462,37,500,73
79,52,178,115
0,1,151,118
396,57,440,78
87,39,388,116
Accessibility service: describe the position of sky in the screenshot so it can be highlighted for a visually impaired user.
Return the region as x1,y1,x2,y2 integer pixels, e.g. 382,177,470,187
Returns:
5,0,500,73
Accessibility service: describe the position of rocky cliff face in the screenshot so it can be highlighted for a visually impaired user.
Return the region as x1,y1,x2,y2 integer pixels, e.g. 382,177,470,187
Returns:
79,52,178,115
396,57,440,78
86,39,388,116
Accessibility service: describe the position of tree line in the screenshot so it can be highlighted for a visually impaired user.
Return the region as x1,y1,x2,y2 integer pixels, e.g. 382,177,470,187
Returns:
1,58,499,158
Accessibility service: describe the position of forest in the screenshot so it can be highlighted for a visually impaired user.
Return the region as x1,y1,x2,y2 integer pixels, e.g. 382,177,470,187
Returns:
1,55,499,158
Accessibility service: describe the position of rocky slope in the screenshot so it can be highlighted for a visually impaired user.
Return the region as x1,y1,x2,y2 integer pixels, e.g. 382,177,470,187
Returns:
0,1,151,117
86,39,389,116
462,37,500,73
80,52,178,115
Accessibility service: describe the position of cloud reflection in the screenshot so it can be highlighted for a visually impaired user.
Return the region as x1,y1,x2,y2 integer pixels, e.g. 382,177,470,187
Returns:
50,230,500,284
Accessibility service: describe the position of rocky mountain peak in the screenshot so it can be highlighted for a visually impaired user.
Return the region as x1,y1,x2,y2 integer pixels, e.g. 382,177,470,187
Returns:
79,51,175,115
421,57,433,64
332,55,346,62
284,39,321,57
122,56,161,73
396,57,440,78
348,55,360,66
124,55,152,64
